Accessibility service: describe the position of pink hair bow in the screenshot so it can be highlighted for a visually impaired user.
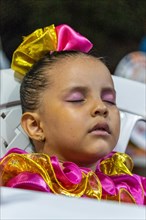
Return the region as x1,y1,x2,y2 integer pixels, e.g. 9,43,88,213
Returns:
56,24,93,52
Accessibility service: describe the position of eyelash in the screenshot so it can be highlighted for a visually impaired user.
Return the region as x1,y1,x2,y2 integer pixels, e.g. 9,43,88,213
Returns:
103,100,116,105
67,99,85,103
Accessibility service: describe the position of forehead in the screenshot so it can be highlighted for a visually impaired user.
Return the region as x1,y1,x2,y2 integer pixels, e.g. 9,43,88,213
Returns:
47,55,114,90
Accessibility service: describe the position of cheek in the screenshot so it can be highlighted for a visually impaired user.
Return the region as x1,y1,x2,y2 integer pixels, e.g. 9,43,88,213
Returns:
58,108,85,123
111,109,120,132
116,117,120,138
48,110,80,132
117,110,121,128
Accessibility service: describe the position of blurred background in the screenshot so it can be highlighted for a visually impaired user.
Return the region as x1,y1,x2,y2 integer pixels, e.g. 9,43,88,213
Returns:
0,0,146,175
0,0,146,72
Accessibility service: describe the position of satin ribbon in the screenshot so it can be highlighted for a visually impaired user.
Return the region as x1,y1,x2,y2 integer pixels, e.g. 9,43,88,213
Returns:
0,148,145,205
11,24,93,78
97,152,134,176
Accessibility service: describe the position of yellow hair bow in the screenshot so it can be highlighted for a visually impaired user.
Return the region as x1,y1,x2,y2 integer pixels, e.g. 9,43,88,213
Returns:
11,24,57,79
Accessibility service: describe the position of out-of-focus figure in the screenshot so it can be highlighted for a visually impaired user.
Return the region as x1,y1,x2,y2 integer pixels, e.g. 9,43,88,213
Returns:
114,51,146,84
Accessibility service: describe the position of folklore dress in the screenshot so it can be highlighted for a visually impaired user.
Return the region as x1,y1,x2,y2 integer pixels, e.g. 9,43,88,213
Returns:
0,148,145,205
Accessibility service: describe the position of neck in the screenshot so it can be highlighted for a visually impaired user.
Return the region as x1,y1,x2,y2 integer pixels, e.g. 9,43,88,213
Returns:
79,162,97,171
58,159,97,172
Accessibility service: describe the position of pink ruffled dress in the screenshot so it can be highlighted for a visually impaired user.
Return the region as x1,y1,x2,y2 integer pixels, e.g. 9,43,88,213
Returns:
0,148,145,205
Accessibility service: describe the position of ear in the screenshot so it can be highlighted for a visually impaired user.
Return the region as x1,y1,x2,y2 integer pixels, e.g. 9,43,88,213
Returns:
21,112,45,142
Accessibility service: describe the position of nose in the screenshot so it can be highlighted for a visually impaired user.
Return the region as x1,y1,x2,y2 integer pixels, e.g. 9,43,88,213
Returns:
91,100,108,117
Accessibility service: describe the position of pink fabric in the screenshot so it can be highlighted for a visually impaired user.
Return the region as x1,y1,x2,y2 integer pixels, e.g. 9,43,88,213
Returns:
56,24,93,52
51,156,82,185
95,153,146,205
1,148,146,205
7,172,51,192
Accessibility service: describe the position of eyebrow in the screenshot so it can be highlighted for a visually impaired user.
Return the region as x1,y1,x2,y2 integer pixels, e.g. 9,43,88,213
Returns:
62,86,90,95
62,86,116,96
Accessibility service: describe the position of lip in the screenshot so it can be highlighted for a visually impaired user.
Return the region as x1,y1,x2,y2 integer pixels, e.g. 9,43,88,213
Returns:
88,122,111,136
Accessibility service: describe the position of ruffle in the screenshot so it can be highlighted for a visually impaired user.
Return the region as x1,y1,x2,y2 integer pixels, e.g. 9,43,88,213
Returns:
0,148,145,205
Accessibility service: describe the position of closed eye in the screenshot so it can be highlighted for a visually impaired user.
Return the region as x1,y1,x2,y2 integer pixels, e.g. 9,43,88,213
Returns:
66,91,85,103
67,99,85,103
103,99,116,105
101,90,116,106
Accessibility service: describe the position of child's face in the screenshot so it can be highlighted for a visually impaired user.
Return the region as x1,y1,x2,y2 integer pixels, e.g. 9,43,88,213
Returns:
38,55,120,166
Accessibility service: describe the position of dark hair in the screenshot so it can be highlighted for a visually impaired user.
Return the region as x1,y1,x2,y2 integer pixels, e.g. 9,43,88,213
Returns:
20,51,103,113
